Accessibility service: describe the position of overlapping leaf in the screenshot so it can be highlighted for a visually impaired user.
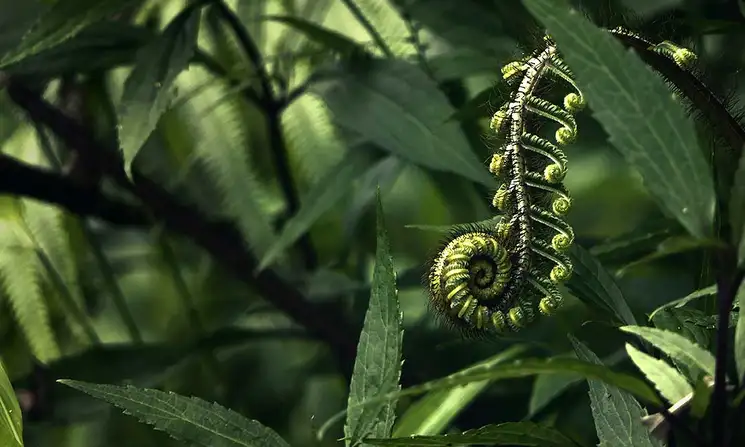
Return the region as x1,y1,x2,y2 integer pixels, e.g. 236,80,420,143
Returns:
315,59,495,187
0,0,139,68
571,336,659,447
118,3,203,178
524,0,716,239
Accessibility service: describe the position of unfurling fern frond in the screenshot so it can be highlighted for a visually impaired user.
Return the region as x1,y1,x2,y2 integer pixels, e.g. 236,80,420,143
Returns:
427,35,583,335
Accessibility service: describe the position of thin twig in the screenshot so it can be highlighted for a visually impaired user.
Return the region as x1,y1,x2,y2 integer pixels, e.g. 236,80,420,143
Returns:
0,154,148,226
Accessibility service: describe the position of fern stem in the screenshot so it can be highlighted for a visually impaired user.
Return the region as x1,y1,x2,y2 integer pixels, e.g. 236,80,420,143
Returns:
712,248,744,447
339,0,394,58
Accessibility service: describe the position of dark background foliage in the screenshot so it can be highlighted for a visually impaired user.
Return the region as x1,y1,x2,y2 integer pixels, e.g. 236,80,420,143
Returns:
0,0,744,446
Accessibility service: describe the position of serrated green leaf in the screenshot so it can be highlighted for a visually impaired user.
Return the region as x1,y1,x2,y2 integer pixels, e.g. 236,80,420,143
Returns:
264,15,364,56
345,192,403,446
651,308,712,381
621,326,715,379
367,422,579,446
0,359,22,447
648,285,717,321
567,245,637,326
6,21,150,77
625,343,692,405
13,329,286,424
730,144,745,266
58,381,290,447
523,0,716,240
315,59,496,187
118,3,202,178
393,346,527,437
735,282,745,382
652,308,711,349
571,336,659,447
0,0,139,69
258,150,370,272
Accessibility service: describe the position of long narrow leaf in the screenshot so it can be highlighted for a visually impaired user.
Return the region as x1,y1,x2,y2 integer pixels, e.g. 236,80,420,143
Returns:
345,191,403,446
0,359,22,447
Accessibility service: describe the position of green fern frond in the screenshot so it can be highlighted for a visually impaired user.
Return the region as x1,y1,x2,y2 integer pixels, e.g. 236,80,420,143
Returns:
0,207,60,364
21,200,90,345
174,65,278,259
329,0,413,57
281,90,346,187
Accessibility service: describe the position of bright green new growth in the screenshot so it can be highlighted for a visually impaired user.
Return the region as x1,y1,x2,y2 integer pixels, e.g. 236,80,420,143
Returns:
427,35,583,335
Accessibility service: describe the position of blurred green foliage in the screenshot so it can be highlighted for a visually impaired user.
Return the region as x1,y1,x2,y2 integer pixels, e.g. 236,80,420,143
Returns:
0,0,744,446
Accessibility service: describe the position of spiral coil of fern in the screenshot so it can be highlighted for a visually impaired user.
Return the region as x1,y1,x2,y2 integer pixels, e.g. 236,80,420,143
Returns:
428,36,584,334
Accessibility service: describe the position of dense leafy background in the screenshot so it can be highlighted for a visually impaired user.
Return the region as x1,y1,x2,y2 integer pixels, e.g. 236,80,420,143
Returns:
1,0,744,446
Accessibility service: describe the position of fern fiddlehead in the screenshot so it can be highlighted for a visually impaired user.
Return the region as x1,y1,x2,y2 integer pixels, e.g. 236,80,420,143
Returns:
428,36,584,334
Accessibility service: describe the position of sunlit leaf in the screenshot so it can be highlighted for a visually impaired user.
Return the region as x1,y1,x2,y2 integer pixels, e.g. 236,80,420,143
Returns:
621,325,715,379
625,343,692,405
0,359,22,447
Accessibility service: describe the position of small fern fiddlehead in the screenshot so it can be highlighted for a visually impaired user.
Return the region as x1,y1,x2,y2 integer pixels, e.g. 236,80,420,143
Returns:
428,36,583,334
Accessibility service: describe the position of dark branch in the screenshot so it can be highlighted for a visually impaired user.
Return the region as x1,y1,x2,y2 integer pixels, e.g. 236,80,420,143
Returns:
0,154,149,226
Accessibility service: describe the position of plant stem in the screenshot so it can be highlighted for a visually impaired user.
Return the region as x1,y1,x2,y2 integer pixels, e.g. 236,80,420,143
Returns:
712,248,745,447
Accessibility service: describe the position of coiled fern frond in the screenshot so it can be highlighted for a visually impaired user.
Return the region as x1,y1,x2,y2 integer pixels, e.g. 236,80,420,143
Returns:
427,35,583,335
